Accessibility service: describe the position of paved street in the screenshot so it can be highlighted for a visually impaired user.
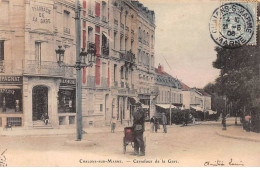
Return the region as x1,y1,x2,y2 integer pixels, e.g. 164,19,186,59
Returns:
0,121,259,167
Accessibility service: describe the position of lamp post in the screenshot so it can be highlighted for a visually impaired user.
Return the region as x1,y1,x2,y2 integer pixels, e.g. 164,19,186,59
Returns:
55,0,96,141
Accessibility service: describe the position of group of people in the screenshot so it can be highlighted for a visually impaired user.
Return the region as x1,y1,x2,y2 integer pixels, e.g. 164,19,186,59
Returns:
150,112,167,133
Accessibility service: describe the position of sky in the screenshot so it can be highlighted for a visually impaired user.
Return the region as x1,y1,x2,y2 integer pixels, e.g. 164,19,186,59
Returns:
140,0,221,88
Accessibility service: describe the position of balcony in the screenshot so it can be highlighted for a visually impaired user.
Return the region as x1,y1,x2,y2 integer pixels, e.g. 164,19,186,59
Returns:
101,77,108,88
125,26,129,32
23,60,74,78
120,50,136,65
101,46,109,57
63,27,70,34
86,76,95,88
87,41,95,51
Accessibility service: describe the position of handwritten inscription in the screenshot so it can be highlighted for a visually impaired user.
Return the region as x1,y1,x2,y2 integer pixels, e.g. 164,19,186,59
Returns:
204,158,244,167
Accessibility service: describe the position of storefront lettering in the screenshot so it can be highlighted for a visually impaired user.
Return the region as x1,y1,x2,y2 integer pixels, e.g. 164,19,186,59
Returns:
0,89,15,94
0,76,22,83
61,79,76,86
31,3,52,27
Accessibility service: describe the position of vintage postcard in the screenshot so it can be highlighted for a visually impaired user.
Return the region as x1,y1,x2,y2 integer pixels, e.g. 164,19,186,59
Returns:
0,0,259,167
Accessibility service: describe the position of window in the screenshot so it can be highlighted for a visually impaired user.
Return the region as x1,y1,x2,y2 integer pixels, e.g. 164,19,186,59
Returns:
114,31,117,49
102,1,107,22
88,27,94,42
100,104,103,112
125,68,128,80
120,35,123,50
69,116,75,124
151,34,154,48
7,117,22,127
63,10,70,34
125,38,128,51
120,66,124,79
59,116,66,125
35,42,41,64
114,64,117,82
0,41,4,61
138,49,141,63
0,89,23,113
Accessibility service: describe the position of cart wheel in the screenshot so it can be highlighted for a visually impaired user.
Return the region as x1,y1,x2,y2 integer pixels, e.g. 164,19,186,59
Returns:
123,137,126,154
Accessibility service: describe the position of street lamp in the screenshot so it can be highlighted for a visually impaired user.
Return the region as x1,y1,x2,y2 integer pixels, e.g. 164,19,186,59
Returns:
55,0,96,141
56,45,96,141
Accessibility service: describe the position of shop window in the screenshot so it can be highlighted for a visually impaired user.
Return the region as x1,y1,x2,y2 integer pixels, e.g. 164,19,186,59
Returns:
0,89,22,113
59,116,66,125
69,116,75,124
0,41,4,61
58,89,76,113
7,117,22,127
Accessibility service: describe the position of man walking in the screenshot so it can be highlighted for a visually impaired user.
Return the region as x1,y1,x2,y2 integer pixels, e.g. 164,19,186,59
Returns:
133,102,145,156
162,112,167,133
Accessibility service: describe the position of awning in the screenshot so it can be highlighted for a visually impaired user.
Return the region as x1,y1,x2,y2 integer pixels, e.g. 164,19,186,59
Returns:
208,110,217,115
128,97,140,105
142,104,149,109
191,106,203,111
156,104,176,109
0,85,21,89
102,32,113,42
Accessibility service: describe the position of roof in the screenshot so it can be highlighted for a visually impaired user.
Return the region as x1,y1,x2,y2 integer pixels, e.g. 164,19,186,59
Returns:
180,82,190,91
196,89,211,97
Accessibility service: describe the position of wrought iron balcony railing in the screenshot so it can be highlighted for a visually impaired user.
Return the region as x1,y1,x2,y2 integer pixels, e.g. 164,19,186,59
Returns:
101,46,109,56
23,60,74,78
64,27,70,34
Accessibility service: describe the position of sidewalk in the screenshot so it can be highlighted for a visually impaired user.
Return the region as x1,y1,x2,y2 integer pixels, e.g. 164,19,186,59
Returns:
216,125,260,143
0,126,124,137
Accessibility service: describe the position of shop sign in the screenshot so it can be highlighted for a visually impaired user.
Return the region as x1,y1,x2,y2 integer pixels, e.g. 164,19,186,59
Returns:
0,76,22,84
60,78,76,87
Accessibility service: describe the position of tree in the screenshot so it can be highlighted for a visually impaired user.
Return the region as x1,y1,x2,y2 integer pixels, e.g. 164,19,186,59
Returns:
212,45,260,131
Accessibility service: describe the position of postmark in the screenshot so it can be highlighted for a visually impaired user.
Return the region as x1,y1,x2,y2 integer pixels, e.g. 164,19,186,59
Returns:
209,2,257,48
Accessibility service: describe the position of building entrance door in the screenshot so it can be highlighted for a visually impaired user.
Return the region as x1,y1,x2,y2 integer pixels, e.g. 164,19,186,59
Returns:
32,86,48,121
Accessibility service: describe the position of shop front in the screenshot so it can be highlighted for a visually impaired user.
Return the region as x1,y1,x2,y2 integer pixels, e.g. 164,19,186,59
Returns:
57,78,76,126
0,76,23,127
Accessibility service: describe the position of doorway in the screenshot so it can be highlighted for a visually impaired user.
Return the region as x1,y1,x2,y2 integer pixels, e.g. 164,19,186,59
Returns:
32,86,48,121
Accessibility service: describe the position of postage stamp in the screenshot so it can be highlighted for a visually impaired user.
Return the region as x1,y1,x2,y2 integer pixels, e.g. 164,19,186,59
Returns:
209,0,257,48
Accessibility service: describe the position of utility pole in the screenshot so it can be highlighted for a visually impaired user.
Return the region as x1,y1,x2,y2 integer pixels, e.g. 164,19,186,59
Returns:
75,0,82,141
169,88,172,125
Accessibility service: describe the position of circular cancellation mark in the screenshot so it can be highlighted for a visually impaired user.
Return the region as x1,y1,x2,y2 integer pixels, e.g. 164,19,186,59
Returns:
209,3,254,48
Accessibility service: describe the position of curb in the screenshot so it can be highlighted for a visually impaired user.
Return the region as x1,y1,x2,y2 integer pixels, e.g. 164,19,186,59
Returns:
216,131,260,143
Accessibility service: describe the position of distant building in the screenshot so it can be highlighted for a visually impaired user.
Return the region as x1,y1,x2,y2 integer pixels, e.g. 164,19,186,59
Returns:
154,64,182,117
181,82,211,112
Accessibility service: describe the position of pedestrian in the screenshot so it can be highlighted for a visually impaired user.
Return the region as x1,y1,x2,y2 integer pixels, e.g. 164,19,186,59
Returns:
111,116,116,133
133,103,145,156
44,113,49,125
162,112,167,133
154,116,158,133
150,116,155,132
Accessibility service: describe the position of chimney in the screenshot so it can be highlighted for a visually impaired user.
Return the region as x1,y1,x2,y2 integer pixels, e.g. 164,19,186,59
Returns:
158,64,164,74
